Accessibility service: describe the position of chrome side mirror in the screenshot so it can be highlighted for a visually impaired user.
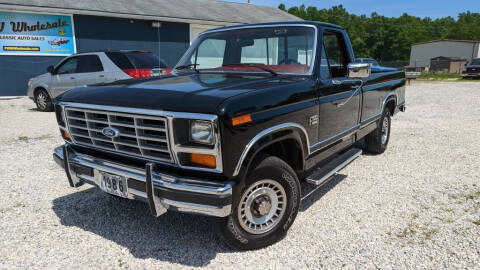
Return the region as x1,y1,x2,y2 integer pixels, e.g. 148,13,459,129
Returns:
348,63,371,78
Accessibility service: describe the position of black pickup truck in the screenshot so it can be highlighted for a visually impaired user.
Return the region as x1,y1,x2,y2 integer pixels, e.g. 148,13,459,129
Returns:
52,21,406,250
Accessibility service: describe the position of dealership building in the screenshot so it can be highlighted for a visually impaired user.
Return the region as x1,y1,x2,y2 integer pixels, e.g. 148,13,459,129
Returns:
0,0,298,97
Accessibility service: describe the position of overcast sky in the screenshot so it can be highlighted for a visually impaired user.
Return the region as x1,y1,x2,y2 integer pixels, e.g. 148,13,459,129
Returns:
222,0,477,19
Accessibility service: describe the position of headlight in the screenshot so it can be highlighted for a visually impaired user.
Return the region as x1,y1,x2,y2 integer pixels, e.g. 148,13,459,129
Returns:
190,120,214,145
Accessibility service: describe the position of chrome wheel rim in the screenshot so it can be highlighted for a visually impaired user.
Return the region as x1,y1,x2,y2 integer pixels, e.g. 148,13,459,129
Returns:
36,92,47,110
381,115,389,145
238,179,287,234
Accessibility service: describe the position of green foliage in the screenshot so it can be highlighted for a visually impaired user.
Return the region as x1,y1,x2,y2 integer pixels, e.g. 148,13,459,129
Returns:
417,72,462,80
279,4,480,61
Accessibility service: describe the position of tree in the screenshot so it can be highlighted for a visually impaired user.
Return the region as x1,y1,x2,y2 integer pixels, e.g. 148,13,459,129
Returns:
278,3,479,61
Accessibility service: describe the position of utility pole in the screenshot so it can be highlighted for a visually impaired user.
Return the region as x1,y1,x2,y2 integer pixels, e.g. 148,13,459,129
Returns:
248,0,251,3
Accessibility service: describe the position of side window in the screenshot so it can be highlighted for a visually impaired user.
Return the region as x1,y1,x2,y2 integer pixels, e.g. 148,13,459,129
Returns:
56,57,78,74
323,31,350,77
77,55,104,73
319,45,331,79
105,52,134,69
192,39,226,68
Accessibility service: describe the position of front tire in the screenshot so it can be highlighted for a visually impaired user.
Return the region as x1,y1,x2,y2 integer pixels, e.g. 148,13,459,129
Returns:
213,155,301,250
364,108,391,154
34,89,53,112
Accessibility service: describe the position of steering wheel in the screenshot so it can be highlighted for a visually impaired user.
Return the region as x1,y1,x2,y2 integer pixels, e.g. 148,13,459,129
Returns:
279,58,300,65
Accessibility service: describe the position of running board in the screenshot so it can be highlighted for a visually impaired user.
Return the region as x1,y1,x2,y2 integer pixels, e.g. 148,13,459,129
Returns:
306,148,362,186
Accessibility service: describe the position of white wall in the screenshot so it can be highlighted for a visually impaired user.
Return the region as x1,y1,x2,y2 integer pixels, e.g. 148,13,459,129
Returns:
409,41,480,67
189,24,220,44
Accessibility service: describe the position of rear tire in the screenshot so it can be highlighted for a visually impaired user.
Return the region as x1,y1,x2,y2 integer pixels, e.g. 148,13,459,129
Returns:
34,89,53,112
364,108,391,154
213,155,301,250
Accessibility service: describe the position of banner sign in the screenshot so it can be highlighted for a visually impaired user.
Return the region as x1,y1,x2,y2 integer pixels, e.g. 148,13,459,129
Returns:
0,11,76,56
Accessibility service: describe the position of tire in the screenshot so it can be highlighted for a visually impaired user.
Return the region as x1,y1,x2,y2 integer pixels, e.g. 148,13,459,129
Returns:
364,108,391,154
213,155,301,250
34,89,54,112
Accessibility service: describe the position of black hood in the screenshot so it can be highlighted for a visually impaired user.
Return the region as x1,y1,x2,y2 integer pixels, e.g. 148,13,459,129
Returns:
56,73,302,114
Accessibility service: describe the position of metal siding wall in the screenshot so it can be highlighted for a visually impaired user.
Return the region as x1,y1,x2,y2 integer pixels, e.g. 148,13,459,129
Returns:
0,14,190,96
0,56,63,96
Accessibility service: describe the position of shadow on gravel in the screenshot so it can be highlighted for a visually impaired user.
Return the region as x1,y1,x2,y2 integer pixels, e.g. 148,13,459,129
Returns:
299,174,347,212
52,187,233,267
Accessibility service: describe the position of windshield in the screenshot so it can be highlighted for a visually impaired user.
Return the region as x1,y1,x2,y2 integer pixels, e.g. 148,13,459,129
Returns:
176,26,316,75
470,59,480,65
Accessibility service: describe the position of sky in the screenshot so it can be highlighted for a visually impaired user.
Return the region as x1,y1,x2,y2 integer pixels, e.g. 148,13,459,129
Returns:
222,0,478,19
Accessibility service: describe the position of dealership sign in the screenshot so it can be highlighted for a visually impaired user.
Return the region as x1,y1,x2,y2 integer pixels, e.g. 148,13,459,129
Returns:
0,11,76,56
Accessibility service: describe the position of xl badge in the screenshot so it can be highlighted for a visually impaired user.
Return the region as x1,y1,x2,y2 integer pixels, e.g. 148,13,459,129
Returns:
102,127,119,138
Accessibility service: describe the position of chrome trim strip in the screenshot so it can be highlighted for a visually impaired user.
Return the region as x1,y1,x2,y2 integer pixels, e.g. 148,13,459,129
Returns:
309,124,360,154
176,24,318,76
58,102,217,121
360,113,381,125
362,78,404,90
54,146,232,217
58,102,223,174
232,122,309,177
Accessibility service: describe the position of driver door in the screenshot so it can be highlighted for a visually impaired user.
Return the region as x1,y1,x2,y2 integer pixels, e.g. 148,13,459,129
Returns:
50,57,79,98
313,30,361,151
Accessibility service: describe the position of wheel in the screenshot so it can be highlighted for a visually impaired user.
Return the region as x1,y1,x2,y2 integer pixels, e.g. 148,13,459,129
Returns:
34,89,54,112
213,155,301,250
364,108,391,154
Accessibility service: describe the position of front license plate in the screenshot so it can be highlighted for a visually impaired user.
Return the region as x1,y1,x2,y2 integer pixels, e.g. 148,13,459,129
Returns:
100,172,128,198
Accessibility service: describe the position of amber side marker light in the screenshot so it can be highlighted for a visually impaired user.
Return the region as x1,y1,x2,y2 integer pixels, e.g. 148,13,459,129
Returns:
190,153,216,168
61,129,71,141
231,114,252,126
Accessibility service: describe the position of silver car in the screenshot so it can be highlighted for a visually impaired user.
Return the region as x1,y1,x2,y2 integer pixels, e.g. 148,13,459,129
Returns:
27,50,171,111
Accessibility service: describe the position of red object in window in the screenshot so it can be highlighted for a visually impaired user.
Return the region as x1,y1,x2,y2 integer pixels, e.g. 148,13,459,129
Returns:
122,68,152,78
164,68,172,74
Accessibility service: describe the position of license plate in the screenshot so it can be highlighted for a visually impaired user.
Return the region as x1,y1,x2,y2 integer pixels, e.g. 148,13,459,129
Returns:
100,172,128,198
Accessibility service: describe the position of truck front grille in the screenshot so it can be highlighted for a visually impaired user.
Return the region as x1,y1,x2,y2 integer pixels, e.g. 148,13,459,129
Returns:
65,107,172,163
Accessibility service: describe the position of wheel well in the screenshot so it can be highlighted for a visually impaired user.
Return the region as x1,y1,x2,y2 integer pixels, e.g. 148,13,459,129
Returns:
34,87,47,98
385,99,396,115
253,138,303,174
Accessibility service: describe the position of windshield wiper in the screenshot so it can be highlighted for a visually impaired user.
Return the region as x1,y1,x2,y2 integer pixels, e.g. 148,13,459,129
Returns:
174,63,200,73
222,63,277,76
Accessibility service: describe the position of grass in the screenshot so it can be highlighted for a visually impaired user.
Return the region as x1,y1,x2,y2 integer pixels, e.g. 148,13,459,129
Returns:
417,71,480,81
474,219,480,226
17,134,52,142
417,72,463,80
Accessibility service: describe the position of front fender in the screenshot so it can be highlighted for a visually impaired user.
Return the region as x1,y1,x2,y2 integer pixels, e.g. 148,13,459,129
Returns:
232,123,309,178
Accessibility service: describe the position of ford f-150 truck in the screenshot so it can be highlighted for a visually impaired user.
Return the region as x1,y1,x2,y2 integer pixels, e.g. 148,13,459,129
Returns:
52,21,406,250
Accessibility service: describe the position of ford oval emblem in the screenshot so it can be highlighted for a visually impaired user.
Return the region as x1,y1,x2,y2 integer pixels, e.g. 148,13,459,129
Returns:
102,127,119,138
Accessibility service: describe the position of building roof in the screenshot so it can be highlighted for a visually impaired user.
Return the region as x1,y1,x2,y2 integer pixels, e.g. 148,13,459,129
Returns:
412,39,480,46
0,0,299,26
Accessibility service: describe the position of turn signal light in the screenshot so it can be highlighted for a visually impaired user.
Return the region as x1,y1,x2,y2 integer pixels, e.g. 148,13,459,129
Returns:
61,129,71,142
190,153,216,168
232,114,252,126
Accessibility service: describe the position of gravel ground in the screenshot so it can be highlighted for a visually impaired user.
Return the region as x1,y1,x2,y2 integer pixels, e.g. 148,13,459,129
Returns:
1,81,479,269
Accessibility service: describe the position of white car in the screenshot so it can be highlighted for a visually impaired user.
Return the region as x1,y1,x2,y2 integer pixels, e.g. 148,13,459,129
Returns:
27,50,171,111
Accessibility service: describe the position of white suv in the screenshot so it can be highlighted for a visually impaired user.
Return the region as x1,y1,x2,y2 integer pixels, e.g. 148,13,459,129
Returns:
27,50,171,111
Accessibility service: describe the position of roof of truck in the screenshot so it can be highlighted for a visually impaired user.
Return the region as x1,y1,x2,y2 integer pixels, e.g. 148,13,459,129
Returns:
202,21,344,34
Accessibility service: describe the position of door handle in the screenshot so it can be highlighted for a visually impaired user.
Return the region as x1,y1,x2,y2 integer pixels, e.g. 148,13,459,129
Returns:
332,79,343,85
99,75,105,78
70,77,75,80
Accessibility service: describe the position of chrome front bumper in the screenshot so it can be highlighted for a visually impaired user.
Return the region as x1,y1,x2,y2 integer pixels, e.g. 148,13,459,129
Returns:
53,145,233,217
